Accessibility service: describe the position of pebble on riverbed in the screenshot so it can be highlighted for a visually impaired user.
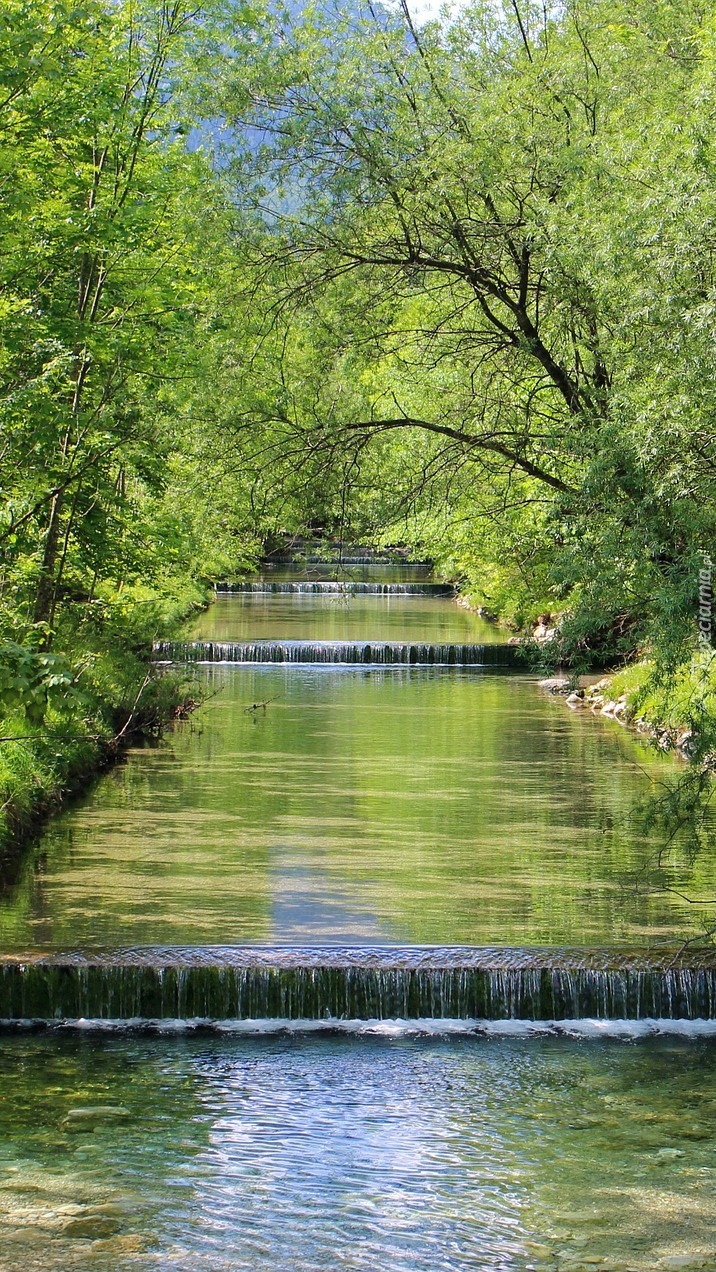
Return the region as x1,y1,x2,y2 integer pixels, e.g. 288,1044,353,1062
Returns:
62,1216,121,1240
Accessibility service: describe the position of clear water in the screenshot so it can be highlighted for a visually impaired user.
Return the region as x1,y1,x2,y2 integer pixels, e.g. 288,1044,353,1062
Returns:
0,661,711,952
3,586,715,1272
1,1031,716,1272
185,593,505,643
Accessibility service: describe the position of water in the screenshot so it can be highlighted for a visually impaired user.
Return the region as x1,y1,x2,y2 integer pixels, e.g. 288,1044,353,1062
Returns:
258,563,434,581
4,950,716,1022
156,640,519,664
215,581,456,594
2,1031,716,1271
186,593,502,642
1,662,712,951
3,580,716,1270
269,554,435,565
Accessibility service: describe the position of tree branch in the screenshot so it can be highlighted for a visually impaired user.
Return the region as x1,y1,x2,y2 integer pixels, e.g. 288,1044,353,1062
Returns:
338,417,576,495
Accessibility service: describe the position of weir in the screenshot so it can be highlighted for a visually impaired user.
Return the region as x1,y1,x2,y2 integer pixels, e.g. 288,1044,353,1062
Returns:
153,639,522,666
215,581,456,595
2,948,715,1023
264,556,434,567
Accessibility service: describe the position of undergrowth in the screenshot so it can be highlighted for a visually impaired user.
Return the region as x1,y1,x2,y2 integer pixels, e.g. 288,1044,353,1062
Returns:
0,578,209,858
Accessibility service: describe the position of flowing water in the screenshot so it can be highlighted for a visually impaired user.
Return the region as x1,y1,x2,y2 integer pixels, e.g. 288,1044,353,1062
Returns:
257,562,435,581
2,572,716,1269
2,661,715,950
2,1031,716,1272
215,580,457,593
155,640,520,664
5,950,716,1023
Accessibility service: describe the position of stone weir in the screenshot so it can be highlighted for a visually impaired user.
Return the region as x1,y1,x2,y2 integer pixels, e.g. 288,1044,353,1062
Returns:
215,581,456,595
2,947,716,1023
263,555,434,567
153,640,522,667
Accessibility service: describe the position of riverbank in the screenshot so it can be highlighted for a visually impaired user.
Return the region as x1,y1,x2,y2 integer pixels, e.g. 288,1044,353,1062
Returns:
542,658,716,765
0,583,210,861
454,590,716,765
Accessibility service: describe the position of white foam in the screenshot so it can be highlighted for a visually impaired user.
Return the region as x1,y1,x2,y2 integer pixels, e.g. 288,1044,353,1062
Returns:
5,1016,716,1039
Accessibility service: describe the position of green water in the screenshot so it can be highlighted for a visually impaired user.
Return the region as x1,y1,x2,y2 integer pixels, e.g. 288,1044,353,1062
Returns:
1,1031,716,1272
186,593,505,643
2,587,716,1271
0,658,712,951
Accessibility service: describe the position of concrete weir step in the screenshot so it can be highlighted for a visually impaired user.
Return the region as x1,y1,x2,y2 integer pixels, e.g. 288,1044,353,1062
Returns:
2,947,715,1024
152,640,523,666
215,581,456,595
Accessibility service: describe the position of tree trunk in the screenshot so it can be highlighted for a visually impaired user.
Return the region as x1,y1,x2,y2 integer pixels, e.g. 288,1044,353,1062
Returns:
32,491,64,638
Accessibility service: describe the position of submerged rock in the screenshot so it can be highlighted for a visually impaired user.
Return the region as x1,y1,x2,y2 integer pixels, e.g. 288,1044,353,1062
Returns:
90,1233,148,1254
659,1257,711,1271
524,1240,555,1258
62,1215,121,1240
539,677,571,693
62,1106,131,1130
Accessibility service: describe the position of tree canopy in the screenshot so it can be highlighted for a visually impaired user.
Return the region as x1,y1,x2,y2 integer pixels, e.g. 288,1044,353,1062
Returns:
2,0,716,756
214,0,716,663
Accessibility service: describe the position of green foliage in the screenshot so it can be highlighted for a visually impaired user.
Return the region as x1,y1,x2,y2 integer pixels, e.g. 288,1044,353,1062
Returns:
214,0,716,687
0,586,207,853
0,644,75,726
611,658,716,751
0,0,268,848
0,0,274,639
5,0,716,865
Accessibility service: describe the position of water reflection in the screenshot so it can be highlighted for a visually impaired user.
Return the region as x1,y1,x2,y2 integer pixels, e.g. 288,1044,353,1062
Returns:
258,564,435,582
0,666,711,951
186,593,506,643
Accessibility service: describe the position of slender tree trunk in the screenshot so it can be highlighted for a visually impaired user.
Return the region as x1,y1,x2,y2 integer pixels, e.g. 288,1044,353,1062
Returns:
32,361,87,636
32,490,64,634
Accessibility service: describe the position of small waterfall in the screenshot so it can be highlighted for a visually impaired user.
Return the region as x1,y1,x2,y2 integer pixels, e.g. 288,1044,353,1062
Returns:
214,582,456,596
263,556,434,567
2,949,715,1023
153,640,521,667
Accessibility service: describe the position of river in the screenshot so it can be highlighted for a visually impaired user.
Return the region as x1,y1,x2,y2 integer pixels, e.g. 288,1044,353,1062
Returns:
1,570,715,1270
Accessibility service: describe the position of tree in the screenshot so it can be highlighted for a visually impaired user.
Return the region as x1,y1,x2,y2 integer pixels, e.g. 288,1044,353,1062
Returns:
0,0,257,645
220,0,716,659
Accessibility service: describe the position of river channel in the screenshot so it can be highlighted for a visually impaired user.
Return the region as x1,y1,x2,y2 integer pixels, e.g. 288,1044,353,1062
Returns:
1,570,716,1270
1,589,712,951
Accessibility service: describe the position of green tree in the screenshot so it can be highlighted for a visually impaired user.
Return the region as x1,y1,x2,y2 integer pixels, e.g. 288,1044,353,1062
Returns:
0,0,258,644
220,0,716,662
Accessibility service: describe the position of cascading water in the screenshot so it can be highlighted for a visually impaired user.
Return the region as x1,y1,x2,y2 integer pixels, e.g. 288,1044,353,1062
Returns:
3,948,715,1024
215,581,456,595
265,555,434,566
153,639,523,666
8,573,715,1047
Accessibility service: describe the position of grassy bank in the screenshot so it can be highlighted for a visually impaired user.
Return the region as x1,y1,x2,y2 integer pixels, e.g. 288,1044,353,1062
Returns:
0,580,209,860
452,568,716,762
606,660,716,763
545,657,716,766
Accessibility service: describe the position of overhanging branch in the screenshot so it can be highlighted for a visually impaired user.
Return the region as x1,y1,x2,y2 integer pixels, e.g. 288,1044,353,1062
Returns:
338,417,577,496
